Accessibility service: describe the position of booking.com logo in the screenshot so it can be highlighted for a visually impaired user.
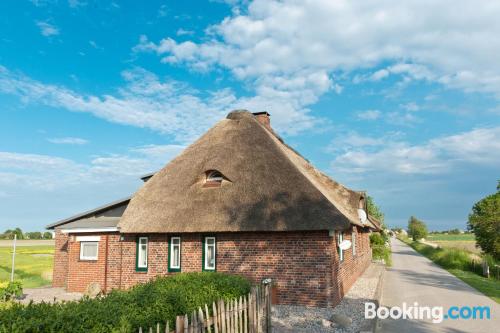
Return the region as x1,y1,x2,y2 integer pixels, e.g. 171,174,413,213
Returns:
365,302,491,323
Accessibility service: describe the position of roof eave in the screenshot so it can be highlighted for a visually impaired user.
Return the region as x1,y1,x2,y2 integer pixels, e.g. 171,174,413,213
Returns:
46,197,131,230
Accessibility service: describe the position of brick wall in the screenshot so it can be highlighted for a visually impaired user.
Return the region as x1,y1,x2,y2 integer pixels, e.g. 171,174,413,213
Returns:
114,231,355,307
331,226,372,305
55,229,373,307
52,230,69,288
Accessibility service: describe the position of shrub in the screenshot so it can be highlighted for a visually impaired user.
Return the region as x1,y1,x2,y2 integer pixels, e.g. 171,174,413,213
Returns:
434,249,471,270
372,245,392,266
0,281,23,302
370,233,385,246
0,272,251,332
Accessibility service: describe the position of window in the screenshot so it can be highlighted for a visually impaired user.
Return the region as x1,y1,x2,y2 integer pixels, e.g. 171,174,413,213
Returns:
206,170,223,182
169,236,181,272
80,241,98,260
136,237,148,272
338,232,344,262
204,170,223,187
352,230,356,256
203,236,216,271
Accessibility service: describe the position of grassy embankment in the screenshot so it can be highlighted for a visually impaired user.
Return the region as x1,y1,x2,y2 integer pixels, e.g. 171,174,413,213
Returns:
0,245,53,288
398,236,500,303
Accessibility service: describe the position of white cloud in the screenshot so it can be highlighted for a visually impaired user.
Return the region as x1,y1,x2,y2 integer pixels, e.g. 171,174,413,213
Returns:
68,0,86,8
356,109,381,120
47,137,89,145
385,111,421,126
176,28,195,36
400,102,419,112
36,21,59,37
136,0,500,101
0,65,316,142
0,143,184,193
89,40,101,49
331,127,500,175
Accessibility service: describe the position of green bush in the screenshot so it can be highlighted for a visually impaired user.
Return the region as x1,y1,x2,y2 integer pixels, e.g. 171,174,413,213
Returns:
434,249,471,270
409,242,473,271
0,281,23,302
372,245,392,266
370,233,385,246
0,272,251,332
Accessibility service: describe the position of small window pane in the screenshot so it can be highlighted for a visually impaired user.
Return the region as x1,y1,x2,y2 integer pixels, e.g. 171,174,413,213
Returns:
173,246,180,267
170,237,181,270
204,237,216,270
137,237,148,269
80,242,98,260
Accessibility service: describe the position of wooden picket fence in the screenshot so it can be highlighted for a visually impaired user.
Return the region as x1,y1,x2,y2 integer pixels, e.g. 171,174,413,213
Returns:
138,283,271,333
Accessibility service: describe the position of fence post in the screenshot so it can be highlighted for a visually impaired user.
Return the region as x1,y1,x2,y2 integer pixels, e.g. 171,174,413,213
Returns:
482,260,490,278
10,234,17,282
176,316,184,333
261,279,272,333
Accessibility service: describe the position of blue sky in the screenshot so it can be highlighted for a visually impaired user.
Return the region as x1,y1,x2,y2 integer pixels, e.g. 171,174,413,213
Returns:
0,0,499,232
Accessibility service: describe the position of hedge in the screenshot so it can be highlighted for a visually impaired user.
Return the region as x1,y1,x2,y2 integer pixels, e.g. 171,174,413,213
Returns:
0,272,251,333
0,281,23,302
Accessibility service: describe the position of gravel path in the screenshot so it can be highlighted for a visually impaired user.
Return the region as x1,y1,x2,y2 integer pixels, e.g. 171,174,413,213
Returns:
272,263,385,333
17,287,83,304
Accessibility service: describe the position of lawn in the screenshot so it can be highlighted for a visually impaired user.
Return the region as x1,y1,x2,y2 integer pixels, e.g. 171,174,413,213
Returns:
0,245,54,288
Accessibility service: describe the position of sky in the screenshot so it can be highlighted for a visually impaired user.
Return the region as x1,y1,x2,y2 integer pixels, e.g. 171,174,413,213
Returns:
0,0,499,232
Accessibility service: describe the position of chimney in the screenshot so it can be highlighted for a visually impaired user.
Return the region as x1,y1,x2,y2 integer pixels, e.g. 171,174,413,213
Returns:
252,111,271,131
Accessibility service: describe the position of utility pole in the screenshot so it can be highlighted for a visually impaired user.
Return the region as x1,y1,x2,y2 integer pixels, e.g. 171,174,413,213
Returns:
10,234,17,282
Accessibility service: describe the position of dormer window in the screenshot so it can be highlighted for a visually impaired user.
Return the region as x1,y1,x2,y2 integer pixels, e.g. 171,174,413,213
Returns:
204,170,223,187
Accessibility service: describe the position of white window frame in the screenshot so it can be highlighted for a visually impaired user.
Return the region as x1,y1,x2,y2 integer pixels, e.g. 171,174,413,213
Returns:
170,236,181,270
352,230,356,256
79,241,98,260
204,236,216,271
137,237,148,269
338,232,344,262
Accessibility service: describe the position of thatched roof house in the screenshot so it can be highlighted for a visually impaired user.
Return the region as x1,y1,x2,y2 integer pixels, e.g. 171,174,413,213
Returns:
48,110,379,308
119,110,370,234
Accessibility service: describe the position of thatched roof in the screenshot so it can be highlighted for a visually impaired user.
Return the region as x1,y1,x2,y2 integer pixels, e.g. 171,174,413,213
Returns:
119,110,367,233
367,215,382,231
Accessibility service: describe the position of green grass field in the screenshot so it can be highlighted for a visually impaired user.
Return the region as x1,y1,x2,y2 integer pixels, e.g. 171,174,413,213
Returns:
427,233,475,241
427,233,479,254
0,245,54,288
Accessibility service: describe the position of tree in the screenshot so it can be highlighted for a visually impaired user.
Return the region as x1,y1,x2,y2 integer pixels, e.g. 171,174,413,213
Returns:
43,232,53,239
366,196,385,228
25,231,42,239
2,228,24,240
468,181,500,260
408,216,428,241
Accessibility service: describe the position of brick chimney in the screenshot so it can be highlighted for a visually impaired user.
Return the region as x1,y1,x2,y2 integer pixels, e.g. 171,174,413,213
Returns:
252,111,271,131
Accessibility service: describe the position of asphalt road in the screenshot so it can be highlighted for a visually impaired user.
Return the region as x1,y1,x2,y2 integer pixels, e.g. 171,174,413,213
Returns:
378,238,499,333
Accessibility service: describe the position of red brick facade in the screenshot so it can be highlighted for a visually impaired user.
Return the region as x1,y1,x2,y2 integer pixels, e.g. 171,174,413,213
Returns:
53,227,372,307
